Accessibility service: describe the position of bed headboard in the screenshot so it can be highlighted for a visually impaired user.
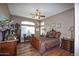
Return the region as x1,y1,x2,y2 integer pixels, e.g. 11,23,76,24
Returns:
46,30,61,38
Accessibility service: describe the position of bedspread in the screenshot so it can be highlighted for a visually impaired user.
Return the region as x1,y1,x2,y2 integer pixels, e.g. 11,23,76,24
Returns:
39,37,60,52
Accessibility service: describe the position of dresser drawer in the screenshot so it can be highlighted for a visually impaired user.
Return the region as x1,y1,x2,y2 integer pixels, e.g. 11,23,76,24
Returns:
61,40,70,50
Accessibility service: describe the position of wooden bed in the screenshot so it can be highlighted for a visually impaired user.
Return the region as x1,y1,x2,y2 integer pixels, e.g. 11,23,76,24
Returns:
30,30,61,53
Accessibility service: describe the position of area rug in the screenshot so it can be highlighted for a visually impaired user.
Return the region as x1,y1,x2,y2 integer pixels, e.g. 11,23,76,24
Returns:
17,42,73,56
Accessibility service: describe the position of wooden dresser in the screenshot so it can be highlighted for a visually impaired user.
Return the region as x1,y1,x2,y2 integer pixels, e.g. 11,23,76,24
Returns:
61,38,74,53
0,40,17,56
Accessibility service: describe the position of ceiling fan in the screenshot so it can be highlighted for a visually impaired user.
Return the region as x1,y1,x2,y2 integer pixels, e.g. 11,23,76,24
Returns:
30,9,45,20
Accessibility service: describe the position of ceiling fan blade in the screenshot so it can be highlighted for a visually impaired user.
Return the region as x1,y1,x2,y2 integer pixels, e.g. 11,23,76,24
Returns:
40,15,45,17
30,13,35,15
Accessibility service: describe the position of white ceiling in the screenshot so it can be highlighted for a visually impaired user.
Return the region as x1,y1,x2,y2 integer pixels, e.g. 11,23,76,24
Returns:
8,3,74,19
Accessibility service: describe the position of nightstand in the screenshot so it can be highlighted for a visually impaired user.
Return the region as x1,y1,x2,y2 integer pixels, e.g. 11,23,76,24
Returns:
61,38,74,53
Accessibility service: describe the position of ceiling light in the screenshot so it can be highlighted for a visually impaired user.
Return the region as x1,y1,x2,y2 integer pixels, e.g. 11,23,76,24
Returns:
30,9,45,20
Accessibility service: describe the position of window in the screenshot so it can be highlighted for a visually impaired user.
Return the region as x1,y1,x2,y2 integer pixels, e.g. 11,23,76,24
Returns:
21,21,35,38
21,21,35,25
40,22,45,35
40,26,46,35
41,22,44,26
21,26,35,37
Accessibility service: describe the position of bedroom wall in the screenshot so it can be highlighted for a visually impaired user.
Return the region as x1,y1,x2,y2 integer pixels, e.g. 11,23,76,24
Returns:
0,4,10,18
44,8,75,39
0,4,10,41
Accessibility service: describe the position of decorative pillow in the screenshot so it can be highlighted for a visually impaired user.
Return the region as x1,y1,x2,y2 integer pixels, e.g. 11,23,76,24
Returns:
46,32,49,37
46,31,56,38
55,32,61,38
51,31,56,38
48,34,54,38
46,30,61,38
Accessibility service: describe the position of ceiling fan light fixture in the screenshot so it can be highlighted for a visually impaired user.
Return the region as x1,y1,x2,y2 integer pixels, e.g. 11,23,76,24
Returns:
35,16,39,19
30,9,45,20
